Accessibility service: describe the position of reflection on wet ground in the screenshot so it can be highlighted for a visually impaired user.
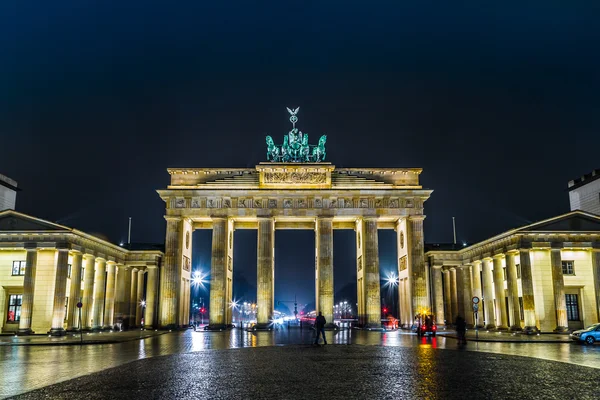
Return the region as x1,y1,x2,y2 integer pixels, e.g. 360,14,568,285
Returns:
1,328,598,398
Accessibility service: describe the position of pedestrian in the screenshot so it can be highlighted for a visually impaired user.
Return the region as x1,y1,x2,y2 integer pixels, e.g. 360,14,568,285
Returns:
455,315,467,346
314,311,327,345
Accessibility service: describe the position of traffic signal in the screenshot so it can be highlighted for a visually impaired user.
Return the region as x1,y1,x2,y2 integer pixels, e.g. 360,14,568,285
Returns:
200,307,206,313
382,307,388,314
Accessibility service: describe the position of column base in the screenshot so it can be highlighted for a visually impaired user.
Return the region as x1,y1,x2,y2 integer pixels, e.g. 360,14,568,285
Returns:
466,323,474,329
554,326,569,333
484,324,496,330
495,325,509,331
252,323,273,331
16,328,35,335
522,326,540,335
509,325,523,332
205,324,228,331
48,328,67,336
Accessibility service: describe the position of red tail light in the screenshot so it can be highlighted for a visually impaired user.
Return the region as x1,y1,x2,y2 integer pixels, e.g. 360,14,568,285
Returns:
421,325,426,330
432,325,437,331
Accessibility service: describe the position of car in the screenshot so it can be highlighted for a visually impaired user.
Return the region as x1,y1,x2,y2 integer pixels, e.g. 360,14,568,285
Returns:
570,323,600,345
413,313,437,337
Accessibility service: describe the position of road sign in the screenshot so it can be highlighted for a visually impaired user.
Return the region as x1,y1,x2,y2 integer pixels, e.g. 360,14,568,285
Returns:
472,296,480,304
77,302,83,308
473,304,479,312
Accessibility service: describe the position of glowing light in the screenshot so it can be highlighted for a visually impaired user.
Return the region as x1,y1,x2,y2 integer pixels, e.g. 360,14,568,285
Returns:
192,270,209,287
385,272,398,287
140,300,146,307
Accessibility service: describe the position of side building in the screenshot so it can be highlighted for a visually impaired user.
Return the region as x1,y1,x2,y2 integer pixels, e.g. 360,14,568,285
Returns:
0,210,164,335
0,174,19,211
569,169,600,215
425,211,600,333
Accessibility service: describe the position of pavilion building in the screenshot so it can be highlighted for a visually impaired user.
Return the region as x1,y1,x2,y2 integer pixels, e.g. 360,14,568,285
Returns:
425,210,600,333
0,210,163,335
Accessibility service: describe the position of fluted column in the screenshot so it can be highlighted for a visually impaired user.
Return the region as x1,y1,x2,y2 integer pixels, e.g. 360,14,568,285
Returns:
505,251,522,331
145,265,158,328
92,258,107,330
363,218,381,328
81,254,96,330
66,252,83,331
432,266,444,326
115,264,132,327
471,261,484,327
551,248,568,332
49,249,70,335
408,216,428,315
103,261,116,329
482,258,495,329
136,270,145,327
456,266,465,323
442,269,452,324
256,218,275,328
208,218,228,329
460,265,474,327
519,249,538,332
492,254,508,330
159,217,182,328
593,250,600,325
450,268,458,323
18,247,38,334
130,268,139,327
316,218,334,327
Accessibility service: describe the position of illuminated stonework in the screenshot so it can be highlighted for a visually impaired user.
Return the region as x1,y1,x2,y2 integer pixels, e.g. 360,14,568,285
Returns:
426,210,600,332
158,162,432,329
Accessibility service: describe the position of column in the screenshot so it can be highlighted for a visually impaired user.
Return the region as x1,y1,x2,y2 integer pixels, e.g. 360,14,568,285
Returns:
225,218,234,325
130,268,139,327
145,265,159,328
49,249,70,335
450,268,458,323
136,270,145,327
81,254,96,330
92,258,107,330
492,254,508,330
66,252,83,331
460,265,474,327
551,248,568,332
593,250,600,325
442,269,453,325
432,266,445,326
482,258,495,329
115,264,131,327
208,218,228,329
505,251,522,331
103,261,116,329
363,218,381,328
356,219,366,326
471,261,484,327
315,218,334,328
256,218,275,328
519,249,538,332
456,266,465,323
408,216,428,316
18,247,38,334
159,217,182,328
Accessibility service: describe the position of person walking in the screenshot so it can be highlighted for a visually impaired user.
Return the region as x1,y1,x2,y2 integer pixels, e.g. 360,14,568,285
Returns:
455,315,467,346
314,311,327,345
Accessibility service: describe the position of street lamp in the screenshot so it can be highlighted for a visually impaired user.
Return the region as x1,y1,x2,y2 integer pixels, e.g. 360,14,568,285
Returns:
140,300,146,328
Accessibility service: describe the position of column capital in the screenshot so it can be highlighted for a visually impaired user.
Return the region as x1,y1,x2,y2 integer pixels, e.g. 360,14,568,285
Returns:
408,215,426,222
432,265,443,270
146,264,158,269
492,252,504,259
24,243,38,250
106,260,117,265
164,216,181,222
519,248,531,253
471,259,482,266
506,249,520,255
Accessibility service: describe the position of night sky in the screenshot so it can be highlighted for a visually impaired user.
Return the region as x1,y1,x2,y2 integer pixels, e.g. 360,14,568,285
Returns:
2,2,599,309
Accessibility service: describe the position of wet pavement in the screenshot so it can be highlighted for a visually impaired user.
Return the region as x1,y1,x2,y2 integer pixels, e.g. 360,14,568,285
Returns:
0,330,167,346
1,328,599,399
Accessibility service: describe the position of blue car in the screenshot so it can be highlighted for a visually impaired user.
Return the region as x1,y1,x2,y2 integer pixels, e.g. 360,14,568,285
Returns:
570,323,600,345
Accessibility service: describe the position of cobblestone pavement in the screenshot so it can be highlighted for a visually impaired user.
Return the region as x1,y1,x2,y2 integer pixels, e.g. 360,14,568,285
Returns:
436,329,572,342
9,345,600,400
1,328,598,398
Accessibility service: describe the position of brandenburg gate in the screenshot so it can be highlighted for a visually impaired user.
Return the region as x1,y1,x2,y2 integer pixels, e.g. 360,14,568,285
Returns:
157,108,432,329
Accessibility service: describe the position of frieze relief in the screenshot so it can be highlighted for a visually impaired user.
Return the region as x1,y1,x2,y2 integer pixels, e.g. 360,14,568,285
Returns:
169,195,423,210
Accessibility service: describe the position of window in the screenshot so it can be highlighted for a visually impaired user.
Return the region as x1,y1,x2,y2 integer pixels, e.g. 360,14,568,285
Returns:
562,261,574,275
11,261,26,276
67,264,72,278
565,294,580,321
516,264,521,279
81,266,85,281
503,267,507,281
7,294,22,322
64,297,69,321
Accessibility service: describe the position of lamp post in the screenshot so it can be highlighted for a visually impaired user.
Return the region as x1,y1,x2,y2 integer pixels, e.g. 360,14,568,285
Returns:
140,300,146,328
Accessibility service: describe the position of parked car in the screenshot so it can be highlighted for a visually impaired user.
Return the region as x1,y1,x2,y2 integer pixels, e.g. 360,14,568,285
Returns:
570,323,600,344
